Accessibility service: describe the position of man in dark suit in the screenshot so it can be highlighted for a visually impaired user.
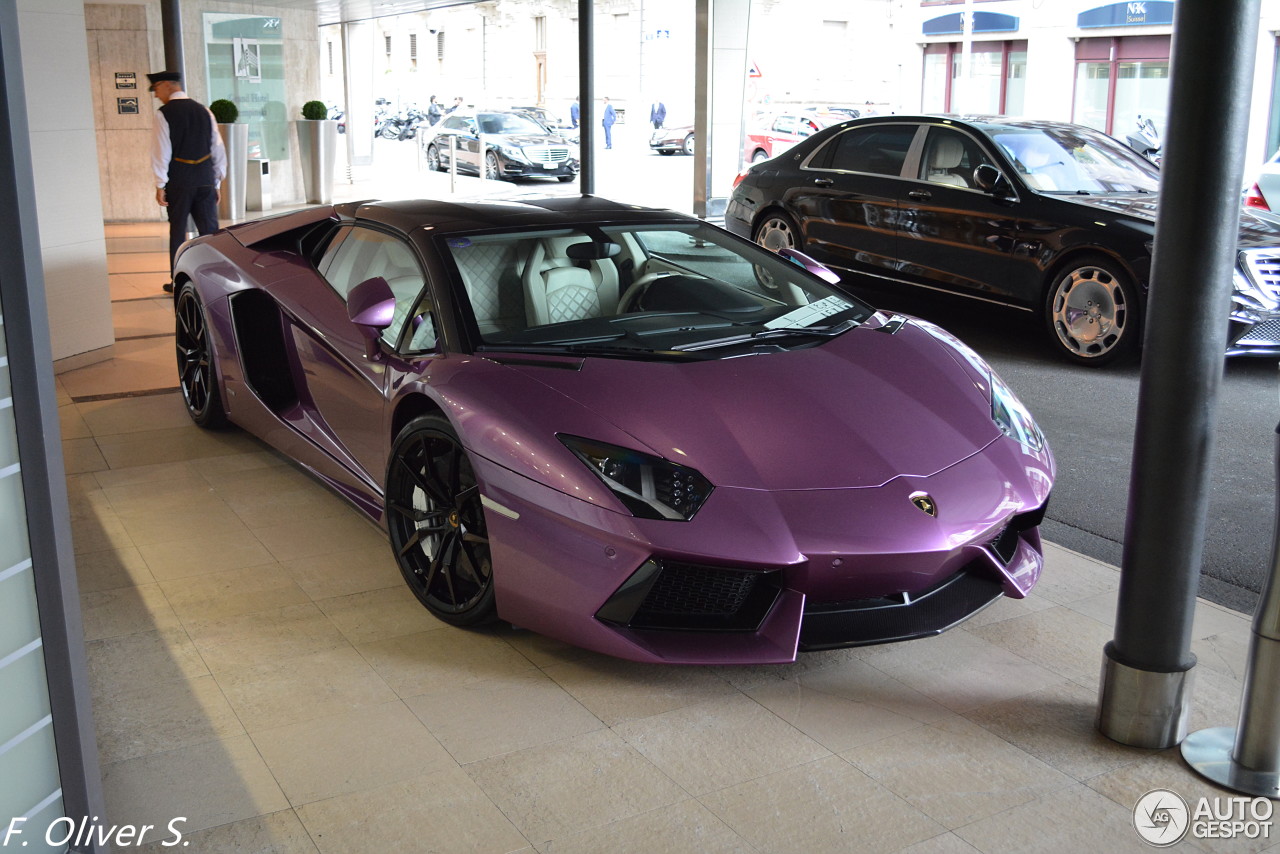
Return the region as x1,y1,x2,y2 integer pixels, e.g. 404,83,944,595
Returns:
147,71,226,294
602,96,617,149
650,101,666,130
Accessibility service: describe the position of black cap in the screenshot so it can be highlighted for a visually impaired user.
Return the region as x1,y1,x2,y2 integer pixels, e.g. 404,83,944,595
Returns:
146,71,181,90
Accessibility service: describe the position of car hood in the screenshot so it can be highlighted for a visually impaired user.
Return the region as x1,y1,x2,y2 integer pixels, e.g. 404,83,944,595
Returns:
1055,194,1280,249
501,319,1003,491
495,134,572,147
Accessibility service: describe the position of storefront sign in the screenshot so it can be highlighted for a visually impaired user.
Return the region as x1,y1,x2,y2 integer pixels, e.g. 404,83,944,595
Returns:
1078,1,1175,28
114,72,136,89
922,11,1019,37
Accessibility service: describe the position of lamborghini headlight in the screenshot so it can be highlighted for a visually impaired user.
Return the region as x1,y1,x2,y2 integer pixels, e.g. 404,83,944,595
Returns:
990,373,1045,453
559,435,713,521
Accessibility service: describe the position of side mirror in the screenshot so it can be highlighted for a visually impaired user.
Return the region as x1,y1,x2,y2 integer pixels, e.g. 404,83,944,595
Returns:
778,247,841,284
974,164,1014,199
347,276,396,360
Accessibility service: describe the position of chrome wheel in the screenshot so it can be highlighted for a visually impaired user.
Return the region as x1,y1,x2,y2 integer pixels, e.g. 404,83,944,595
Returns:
1046,257,1137,365
682,134,695,156
175,283,226,428
386,415,496,626
753,212,800,253
426,144,442,172
484,152,502,181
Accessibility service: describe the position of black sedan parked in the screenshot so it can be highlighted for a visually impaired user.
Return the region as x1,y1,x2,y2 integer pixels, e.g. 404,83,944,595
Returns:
727,115,1280,365
421,110,579,182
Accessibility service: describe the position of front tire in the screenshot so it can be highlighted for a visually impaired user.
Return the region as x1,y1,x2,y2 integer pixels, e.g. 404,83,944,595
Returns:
753,211,801,253
385,415,496,626
175,283,227,429
682,134,695,156
484,152,502,181
1044,255,1139,365
425,144,443,172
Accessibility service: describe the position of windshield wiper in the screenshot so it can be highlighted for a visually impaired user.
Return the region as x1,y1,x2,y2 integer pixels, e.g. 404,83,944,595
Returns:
673,318,858,352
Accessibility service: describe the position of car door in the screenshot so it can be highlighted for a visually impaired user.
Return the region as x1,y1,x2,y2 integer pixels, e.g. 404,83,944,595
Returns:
785,122,920,279
437,115,480,174
894,125,1025,302
272,224,429,485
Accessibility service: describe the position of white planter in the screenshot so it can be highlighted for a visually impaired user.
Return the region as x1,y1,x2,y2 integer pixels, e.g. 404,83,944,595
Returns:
217,123,249,221
296,119,338,204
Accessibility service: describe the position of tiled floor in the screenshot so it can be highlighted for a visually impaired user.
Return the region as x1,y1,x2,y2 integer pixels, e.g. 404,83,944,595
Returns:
54,213,1270,853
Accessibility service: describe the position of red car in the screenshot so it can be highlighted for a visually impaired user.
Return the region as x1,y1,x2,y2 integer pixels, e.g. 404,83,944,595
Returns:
744,111,847,163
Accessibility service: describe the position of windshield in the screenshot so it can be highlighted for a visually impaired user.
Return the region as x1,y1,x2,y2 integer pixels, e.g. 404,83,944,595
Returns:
442,221,874,360
478,112,551,135
988,124,1160,194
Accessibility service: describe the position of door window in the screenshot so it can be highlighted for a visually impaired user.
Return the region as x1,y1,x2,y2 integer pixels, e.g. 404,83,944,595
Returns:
919,127,994,189
817,125,918,177
318,225,428,348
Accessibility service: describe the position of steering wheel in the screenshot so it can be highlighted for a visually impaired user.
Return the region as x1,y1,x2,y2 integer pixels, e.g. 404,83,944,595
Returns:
617,271,678,313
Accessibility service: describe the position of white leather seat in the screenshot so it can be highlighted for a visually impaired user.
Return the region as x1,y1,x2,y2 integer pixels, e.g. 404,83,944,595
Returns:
522,235,619,326
926,136,969,187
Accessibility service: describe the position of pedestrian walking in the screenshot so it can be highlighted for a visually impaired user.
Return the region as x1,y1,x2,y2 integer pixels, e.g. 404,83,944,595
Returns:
650,100,666,129
602,96,617,149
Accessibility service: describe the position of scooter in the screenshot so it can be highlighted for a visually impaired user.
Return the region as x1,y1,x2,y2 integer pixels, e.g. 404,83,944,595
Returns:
1125,115,1162,166
375,106,427,141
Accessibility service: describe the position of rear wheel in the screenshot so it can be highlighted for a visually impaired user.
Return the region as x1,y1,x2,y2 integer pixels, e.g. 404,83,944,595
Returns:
557,175,575,183
682,134,695,156
753,211,801,253
1044,254,1139,365
174,283,227,429
385,415,496,626
751,149,769,163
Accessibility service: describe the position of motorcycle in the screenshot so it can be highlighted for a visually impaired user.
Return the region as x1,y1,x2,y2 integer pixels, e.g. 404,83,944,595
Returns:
328,103,345,135
1125,115,1162,166
375,105,427,142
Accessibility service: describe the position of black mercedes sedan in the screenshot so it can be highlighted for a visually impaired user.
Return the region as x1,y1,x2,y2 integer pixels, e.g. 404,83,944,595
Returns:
421,110,579,183
726,115,1280,365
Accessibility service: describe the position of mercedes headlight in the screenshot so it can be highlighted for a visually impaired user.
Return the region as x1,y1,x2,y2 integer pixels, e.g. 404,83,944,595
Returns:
990,373,1045,453
559,435,713,521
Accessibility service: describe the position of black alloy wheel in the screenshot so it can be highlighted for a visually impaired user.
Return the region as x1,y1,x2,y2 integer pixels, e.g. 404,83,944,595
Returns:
484,152,503,181
175,283,227,429
426,144,443,172
1044,254,1139,366
386,415,496,626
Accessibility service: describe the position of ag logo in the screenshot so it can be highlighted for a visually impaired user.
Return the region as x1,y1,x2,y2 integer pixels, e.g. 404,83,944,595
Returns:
1134,789,1190,846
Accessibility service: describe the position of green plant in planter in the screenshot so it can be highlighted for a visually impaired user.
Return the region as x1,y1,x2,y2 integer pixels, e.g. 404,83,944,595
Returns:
301,100,329,121
209,99,238,124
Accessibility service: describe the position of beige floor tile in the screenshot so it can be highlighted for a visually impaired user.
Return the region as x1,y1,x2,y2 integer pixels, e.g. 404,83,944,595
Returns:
92,459,205,490
1065,590,1119,627
103,474,220,513
101,734,289,836
252,700,455,806
94,673,245,764
700,755,945,854
466,728,686,843
356,627,537,698
843,715,1073,830
743,674,930,754
203,461,323,497
107,250,169,274
113,299,174,339
137,531,277,582
894,834,984,854
228,486,359,530
1192,629,1251,681
85,627,210,697
134,809,319,854
64,436,109,474
961,679,1143,782
191,449,292,483
116,501,250,548
499,625,596,668
285,546,404,603
853,629,1065,713
967,605,1115,683
613,694,830,796
80,582,181,641
110,275,170,302
70,510,135,555
218,645,399,733
60,403,93,439
1194,600,1253,640
296,767,528,854
1035,543,1122,606
252,513,387,563
184,602,349,676
962,588,1058,628
98,425,263,467
160,564,312,622
781,656,956,727
953,782,1150,854
542,655,738,726
404,671,604,764
73,546,156,593
544,799,752,854
315,585,445,645
60,338,181,400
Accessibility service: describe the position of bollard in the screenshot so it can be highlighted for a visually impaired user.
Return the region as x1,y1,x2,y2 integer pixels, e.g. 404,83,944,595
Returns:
1181,419,1280,798
449,134,457,195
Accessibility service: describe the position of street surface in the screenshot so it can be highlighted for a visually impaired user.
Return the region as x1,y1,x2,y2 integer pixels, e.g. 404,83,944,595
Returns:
360,128,1277,616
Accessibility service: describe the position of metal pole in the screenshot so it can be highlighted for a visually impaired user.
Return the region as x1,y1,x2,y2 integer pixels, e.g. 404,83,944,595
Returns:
693,0,709,219
578,0,594,195
1097,0,1260,748
160,0,184,76
1183,422,1280,797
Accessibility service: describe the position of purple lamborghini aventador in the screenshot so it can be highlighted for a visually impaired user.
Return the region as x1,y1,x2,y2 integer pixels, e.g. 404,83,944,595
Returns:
173,195,1054,664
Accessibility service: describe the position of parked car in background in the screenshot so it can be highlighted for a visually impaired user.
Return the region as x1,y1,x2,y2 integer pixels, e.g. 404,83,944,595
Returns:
650,123,694,155
510,104,579,142
171,195,1054,663
728,114,1280,365
421,110,579,182
743,111,848,164
1244,148,1280,226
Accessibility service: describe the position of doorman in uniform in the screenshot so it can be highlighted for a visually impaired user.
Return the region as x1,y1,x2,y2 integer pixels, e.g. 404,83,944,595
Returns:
147,70,227,294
